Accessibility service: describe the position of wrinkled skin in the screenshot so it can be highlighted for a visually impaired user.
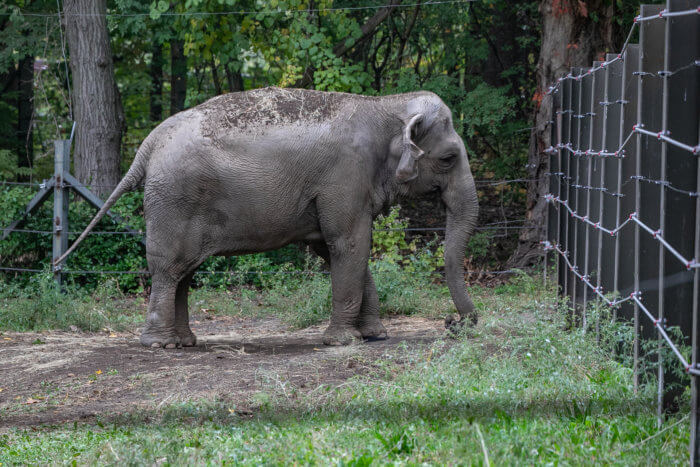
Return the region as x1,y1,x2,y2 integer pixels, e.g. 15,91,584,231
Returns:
59,87,479,348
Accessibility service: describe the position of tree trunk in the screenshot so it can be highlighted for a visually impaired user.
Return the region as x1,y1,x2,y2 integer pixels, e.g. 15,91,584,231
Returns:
508,0,614,268
149,43,163,122
17,55,34,171
64,0,125,199
225,65,244,93
210,57,222,95
169,39,187,114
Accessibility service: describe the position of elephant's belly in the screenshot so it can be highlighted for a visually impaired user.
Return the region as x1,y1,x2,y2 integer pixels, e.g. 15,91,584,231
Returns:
212,202,323,255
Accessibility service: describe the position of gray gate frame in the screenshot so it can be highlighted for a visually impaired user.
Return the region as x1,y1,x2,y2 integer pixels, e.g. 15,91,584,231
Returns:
1,140,145,284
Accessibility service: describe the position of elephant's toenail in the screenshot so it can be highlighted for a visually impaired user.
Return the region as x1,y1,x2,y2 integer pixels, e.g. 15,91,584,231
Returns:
151,342,160,348
165,343,176,349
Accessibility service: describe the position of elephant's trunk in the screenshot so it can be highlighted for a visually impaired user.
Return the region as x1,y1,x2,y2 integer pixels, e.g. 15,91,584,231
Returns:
442,176,479,327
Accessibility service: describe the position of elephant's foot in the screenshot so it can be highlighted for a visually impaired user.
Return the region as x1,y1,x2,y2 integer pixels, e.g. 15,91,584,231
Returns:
444,312,478,334
140,327,181,349
175,326,197,347
357,315,387,340
322,324,362,346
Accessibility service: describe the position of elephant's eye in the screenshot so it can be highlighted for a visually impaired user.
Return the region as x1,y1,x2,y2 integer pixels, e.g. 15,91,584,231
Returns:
439,154,457,166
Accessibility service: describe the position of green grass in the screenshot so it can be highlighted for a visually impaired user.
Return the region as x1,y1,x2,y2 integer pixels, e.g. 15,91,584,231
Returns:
0,255,452,332
0,271,691,465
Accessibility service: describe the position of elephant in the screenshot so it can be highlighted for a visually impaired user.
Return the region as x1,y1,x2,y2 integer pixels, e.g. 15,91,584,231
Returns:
56,87,479,348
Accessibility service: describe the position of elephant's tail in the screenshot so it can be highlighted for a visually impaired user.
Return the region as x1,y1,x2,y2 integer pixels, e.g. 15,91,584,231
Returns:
53,137,154,267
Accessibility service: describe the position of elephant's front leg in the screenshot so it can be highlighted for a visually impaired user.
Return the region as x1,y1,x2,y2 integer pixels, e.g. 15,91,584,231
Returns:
309,242,386,340
322,225,372,346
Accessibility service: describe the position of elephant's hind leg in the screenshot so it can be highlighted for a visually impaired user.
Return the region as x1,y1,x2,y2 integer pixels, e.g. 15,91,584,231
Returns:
357,268,387,340
141,273,180,348
175,272,196,346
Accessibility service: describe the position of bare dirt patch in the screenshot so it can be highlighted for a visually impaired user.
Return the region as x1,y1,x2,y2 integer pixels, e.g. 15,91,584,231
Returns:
0,316,445,429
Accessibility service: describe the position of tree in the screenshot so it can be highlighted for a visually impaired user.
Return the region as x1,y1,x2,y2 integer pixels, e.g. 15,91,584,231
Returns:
508,0,615,267
64,0,125,198
169,38,187,114
16,55,34,171
150,43,163,122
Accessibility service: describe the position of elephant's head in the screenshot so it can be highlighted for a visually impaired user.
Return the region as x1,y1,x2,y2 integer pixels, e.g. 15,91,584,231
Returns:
389,92,479,328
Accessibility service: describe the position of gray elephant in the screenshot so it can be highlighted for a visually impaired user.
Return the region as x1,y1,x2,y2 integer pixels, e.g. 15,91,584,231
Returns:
57,87,479,348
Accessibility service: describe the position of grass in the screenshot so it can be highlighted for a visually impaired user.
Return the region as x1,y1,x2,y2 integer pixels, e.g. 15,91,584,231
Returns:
0,269,691,464
0,256,452,332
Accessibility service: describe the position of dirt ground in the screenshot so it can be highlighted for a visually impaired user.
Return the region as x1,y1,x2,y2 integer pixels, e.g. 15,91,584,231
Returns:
0,315,445,430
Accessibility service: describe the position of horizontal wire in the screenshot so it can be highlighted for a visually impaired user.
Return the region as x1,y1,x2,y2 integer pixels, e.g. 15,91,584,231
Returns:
629,175,698,197
4,0,475,18
542,240,699,376
1,178,538,191
0,265,531,277
1,222,533,237
545,194,698,270
544,124,699,159
551,173,625,198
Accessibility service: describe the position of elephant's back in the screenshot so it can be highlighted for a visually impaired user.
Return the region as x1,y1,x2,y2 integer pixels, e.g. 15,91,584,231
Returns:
196,87,363,138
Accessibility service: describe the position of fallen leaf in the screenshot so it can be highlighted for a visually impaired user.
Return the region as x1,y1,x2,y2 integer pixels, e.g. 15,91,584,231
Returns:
3,338,11,341
109,334,117,338
24,398,41,404
95,370,102,375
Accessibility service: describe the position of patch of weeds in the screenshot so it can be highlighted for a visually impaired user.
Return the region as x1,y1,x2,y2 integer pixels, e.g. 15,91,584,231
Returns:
0,273,145,332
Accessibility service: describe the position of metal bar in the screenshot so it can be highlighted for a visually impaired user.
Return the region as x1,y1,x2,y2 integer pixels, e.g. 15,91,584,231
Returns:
582,67,597,327
64,173,146,246
692,97,700,465
52,140,70,286
635,126,699,153
562,79,572,300
634,27,644,394
1,179,55,240
572,69,583,318
656,1,671,424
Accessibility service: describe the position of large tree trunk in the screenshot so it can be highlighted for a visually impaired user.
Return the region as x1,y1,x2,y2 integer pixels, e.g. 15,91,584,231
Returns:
149,43,163,122
508,0,614,267
64,0,125,199
225,65,244,93
16,55,34,171
169,39,187,115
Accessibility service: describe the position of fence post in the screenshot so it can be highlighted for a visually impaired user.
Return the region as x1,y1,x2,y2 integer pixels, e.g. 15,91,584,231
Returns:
52,140,70,285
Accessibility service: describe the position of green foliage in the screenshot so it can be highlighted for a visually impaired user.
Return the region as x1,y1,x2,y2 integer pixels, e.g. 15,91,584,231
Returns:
465,231,493,262
0,149,32,179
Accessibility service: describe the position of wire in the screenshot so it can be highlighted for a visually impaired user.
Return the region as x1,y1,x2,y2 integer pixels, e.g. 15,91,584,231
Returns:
5,0,476,18
545,194,698,270
630,176,698,198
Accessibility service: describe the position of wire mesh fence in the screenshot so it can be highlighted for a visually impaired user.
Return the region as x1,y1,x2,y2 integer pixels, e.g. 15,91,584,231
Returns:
543,1,699,461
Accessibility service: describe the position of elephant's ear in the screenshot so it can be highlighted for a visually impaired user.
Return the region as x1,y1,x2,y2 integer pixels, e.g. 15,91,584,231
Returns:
395,114,425,183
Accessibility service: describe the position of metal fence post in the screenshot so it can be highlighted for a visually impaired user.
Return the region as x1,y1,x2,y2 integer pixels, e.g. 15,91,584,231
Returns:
633,34,644,395
52,140,70,286
692,124,700,465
